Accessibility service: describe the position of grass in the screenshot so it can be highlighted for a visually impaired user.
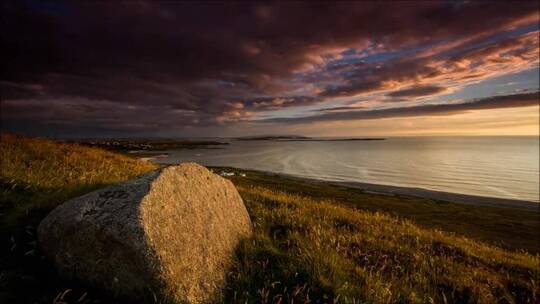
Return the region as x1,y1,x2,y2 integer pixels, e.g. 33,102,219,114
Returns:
221,168,540,254
223,183,539,303
0,133,156,229
1,133,539,303
0,133,156,303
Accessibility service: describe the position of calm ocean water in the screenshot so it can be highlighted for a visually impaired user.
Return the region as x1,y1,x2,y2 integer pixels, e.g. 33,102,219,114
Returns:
155,137,539,202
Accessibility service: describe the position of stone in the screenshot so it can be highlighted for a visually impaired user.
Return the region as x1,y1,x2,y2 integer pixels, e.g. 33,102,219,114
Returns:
38,163,252,303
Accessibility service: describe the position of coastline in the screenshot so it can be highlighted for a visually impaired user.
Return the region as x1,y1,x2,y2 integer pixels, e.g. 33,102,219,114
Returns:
213,167,540,212
335,180,540,212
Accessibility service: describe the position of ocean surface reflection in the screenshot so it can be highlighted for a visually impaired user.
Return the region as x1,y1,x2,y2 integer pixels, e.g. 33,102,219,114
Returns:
155,137,539,202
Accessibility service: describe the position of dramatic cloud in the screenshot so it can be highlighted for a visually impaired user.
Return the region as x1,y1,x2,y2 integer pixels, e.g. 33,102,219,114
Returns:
265,92,540,123
317,30,539,99
1,1,539,136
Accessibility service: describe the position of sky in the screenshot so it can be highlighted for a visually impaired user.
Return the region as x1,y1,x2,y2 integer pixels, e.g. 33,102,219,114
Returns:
1,1,539,138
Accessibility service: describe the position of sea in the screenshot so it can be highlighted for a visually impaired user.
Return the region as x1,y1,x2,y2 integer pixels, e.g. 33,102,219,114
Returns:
154,136,539,203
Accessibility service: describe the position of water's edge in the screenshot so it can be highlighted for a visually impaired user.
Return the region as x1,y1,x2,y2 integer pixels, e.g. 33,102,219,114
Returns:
219,167,540,212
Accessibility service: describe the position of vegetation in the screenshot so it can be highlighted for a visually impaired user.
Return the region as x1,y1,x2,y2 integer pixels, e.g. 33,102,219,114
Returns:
223,169,540,254
224,182,539,303
1,134,538,303
69,138,228,152
0,133,156,303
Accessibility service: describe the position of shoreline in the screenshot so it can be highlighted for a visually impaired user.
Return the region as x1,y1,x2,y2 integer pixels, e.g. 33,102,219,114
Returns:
214,167,540,212
335,180,539,212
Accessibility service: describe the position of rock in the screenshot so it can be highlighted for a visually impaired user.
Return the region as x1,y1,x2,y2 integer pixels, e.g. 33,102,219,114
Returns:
38,163,252,303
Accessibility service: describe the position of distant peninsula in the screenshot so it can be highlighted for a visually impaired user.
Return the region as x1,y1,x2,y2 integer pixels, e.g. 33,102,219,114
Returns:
236,135,385,141
66,138,229,151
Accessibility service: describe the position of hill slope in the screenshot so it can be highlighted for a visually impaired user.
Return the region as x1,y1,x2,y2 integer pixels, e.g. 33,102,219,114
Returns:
0,133,156,303
0,134,538,303
225,184,539,303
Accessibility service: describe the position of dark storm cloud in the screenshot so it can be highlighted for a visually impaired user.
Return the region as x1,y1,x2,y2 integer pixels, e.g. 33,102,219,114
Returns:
1,0,538,136
264,92,540,123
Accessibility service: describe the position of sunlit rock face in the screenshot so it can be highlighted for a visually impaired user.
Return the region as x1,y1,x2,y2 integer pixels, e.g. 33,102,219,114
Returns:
38,163,252,303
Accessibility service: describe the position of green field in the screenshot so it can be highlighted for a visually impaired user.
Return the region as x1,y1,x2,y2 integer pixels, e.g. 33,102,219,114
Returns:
1,134,538,303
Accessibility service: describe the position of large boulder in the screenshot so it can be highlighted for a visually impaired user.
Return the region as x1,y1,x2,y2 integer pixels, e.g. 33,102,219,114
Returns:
38,163,252,303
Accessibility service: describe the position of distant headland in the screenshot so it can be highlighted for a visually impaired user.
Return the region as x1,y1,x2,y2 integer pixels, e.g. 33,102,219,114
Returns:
235,135,386,141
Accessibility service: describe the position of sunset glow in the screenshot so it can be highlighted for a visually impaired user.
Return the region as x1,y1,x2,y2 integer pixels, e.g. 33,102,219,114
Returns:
2,1,539,137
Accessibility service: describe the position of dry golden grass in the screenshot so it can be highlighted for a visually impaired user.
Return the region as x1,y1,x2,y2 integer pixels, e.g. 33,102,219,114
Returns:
1,133,156,227
1,133,156,303
225,185,540,303
1,133,155,192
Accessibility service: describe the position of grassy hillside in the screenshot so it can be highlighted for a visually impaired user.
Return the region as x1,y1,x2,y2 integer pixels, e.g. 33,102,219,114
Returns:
1,134,538,303
1,133,156,229
0,133,157,303
223,169,540,254
225,184,539,303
